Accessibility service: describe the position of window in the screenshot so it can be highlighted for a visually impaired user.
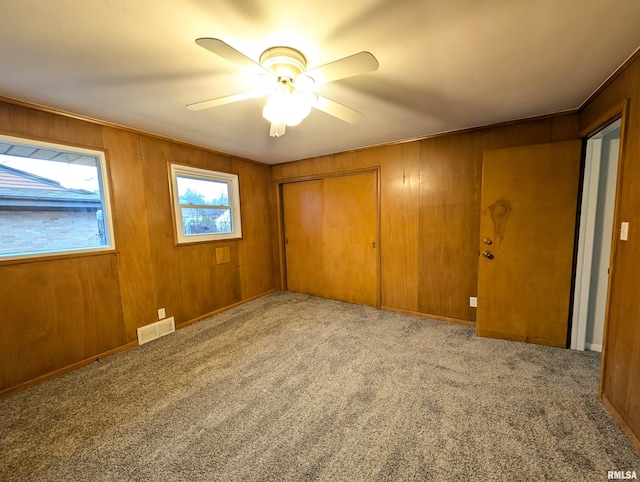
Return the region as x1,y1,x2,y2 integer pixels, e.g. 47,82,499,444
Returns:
0,134,115,261
169,164,242,243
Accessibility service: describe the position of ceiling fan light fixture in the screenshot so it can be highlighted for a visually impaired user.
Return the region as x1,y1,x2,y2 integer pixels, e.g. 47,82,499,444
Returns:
262,88,314,127
191,38,379,137
294,74,315,92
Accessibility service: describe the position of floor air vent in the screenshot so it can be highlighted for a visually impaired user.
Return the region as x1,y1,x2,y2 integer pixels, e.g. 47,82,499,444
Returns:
137,317,175,345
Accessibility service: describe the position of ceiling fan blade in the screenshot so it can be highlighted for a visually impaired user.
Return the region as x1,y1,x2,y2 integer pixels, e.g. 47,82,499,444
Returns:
195,38,269,73
186,90,266,111
313,95,364,124
302,51,379,85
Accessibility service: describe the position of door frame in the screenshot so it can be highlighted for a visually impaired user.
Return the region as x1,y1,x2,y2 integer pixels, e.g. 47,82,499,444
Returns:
274,167,382,308
571,119,622,352
576,99,630,397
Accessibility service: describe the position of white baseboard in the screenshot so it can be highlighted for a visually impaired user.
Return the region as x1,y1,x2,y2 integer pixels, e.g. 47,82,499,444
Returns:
585,342,602,352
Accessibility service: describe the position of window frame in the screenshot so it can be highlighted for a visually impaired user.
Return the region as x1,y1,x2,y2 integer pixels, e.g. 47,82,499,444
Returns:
169,163,243,244
0,133,116,262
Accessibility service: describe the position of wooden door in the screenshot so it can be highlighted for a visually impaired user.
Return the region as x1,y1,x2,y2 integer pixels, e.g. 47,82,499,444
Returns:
282,179,324,297
477,141,582,347
283,172,378,307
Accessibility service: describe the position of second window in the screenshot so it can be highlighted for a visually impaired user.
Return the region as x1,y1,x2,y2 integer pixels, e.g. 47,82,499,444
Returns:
170,164,242,243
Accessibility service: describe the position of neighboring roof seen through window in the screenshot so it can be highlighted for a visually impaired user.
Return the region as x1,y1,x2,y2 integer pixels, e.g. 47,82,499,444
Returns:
0,136,114,260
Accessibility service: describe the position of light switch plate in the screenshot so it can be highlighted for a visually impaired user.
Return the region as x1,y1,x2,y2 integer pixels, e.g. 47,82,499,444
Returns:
620,222,629,241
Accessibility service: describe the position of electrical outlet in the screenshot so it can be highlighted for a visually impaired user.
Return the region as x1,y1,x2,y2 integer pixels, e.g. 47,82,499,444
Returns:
469,297,477,308
157,308,166,320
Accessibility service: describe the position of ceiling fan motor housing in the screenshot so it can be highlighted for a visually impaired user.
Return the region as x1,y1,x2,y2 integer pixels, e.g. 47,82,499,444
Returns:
259,46,307,82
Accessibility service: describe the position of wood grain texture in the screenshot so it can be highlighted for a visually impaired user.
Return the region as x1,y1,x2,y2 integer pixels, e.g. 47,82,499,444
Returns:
476,141,582,347
233,159,279,300
216,247,231,264
283,173,378,307
0,102,103,149
0,99,277,393
273,145,421,312
321,173,378,306
140,139,222,323
175,243,241,322
418,135,481,321
551,113,581,142
138,137,276,326
378,144,420,312
0,255,125,390
101,127,157,341
283,180,324,296
581,55,640,447
417,118,570,322
271,115,580,324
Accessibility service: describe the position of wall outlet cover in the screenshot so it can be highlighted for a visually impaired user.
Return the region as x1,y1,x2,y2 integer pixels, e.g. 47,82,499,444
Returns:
470,297,477,308
620,221,629,241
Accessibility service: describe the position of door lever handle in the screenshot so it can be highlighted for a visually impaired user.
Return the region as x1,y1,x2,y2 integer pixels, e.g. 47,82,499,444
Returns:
482,251,494,260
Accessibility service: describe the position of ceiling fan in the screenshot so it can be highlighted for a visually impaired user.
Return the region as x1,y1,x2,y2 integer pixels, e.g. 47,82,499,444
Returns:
187,38,379,137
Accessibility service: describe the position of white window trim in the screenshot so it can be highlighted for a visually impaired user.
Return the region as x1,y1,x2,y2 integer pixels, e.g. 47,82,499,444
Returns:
0,134,116,262
169,163,242,243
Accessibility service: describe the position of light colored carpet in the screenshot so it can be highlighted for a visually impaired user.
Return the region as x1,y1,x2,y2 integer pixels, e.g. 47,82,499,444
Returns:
1,291,638,481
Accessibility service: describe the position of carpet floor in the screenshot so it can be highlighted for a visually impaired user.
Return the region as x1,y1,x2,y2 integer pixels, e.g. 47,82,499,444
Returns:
1,291,638,481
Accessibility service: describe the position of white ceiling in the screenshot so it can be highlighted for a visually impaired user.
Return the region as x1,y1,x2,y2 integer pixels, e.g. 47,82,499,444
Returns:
1,1,639,165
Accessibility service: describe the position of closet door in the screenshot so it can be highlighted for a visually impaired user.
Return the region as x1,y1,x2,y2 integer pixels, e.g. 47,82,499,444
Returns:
283,178,324,297
283,172,378,307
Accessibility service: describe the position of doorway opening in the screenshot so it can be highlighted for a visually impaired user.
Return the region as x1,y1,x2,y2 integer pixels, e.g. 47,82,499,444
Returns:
570,118,622,352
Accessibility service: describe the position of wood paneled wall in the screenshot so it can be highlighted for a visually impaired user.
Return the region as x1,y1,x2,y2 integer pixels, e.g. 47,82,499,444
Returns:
579,53,640,451
1,55,638,451
271,114,579,324
0,100,277,394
